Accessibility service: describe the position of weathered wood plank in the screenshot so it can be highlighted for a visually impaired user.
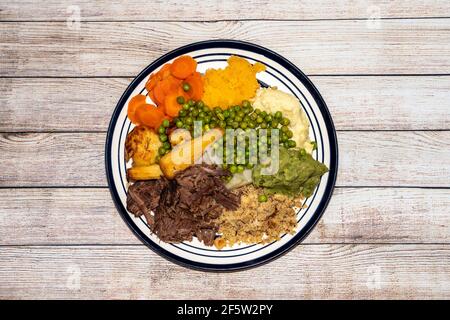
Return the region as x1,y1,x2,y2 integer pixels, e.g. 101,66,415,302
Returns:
1,0,450,21
0,245,448,299
2,20,450,76
1,131,449,187
1,76,449,132
0,188,448,245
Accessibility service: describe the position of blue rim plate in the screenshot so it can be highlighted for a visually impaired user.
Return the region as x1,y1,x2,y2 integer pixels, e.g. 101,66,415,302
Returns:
105,40,338,271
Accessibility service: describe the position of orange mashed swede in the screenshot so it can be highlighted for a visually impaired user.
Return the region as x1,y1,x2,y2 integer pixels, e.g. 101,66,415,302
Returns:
202,56,265,109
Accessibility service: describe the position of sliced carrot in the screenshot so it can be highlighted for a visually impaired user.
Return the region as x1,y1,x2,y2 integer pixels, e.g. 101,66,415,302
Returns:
170,55,197,79
158,63,172,79
145,73,159,92
153,82,166,106
127,94,147,124
148,90,157,104
164,92,183,117
135,104,165,128
160,75,182,95
184,72,204,101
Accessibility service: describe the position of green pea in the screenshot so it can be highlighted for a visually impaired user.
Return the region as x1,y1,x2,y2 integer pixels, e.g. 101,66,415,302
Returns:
300,148,307,156
182,103,190,111
229,111,236,119
240,122,248,129
265,115,273,123
260,122,267,129
185,117,193,125
203,124,210,131
159,134,168,142
217,113,225,121
311,141,318,150
232,121,239,129
163,141,171,149
234,116,242,122
158,126,166,134
237,165,245,173
223,110,230,118
177,96,185,105
158,147,166,155
198,111,206,118
229,165,237,174
182,83,191,92
286,130,293,138
254,108,261,114
164,148,170,155
247,121,256,129
288,140,297,148
188,99,195,106
260,111,267,118
222,164,228,170
213,107,221,114
255,116,263,124
191,109,199,117
196,100,205,108
258,194,268,202
242,100,251,108
219,120,226,128
237,111,245,118
274,111,282,119
233,105,241,112
281,118,290,126
203,105,210,112
162,119,170,128
271,121,279,128
281,126,289,133
176,120,183,128
179,109,186,117
246,163,254,169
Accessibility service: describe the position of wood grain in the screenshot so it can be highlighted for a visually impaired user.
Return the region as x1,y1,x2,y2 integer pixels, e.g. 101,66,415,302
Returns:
2,0,450,21
1,76,449,132
0,187,448,245
2,20,450,76
0,245,448,299
1,131,449,187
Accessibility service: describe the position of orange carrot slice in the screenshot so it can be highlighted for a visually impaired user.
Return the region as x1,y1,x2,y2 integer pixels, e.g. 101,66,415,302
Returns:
153,82,166,106
164,92,183,117
127,94,147,124
170,56,197,79
184,72,204,101
135,104,165,129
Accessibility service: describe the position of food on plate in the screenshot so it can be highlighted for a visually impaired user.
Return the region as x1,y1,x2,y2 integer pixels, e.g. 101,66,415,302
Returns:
127,164,163,181
159,128,223,179
252,87,314,153
142,55,204,120
124,54,329,248
253,147,328,198
215,185,302,248
202,56,265,109
125,125,162,166
127,165,240,245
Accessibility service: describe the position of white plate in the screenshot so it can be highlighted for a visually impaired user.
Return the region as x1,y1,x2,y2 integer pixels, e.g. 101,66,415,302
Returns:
105,40,338,271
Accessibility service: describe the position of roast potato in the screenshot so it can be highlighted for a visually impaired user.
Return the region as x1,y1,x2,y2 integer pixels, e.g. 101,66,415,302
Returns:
127,164,163,181
125,125,162,166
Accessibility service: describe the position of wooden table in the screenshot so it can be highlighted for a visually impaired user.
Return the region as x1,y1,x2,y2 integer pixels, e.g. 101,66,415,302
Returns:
1,1,449,299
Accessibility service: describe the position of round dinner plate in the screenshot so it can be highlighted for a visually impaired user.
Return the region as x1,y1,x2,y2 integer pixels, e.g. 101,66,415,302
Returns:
105,40,338,271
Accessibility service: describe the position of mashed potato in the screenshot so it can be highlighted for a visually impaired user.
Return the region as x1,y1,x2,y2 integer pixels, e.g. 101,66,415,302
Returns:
252,87,313,153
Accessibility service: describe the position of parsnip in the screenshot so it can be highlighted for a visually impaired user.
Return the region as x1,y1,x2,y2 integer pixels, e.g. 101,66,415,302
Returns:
127,164,162,181
159,128,223,179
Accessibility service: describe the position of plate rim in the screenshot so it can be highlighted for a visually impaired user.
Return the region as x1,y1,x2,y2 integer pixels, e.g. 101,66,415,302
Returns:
105,39,339,272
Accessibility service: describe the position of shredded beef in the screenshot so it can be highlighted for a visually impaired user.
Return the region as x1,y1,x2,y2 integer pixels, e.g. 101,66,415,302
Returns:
125,165,240,246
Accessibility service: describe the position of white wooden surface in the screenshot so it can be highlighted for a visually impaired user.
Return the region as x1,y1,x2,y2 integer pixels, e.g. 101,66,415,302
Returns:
0,1,449,299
